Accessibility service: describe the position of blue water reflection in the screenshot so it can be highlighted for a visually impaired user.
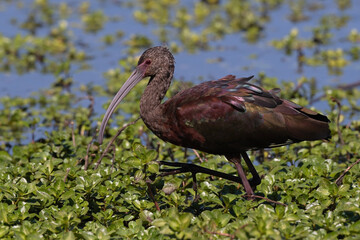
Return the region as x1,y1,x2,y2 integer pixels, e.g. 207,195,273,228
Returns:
0,0,359,113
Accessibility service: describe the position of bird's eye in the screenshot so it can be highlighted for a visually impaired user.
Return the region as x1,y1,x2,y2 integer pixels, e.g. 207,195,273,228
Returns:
145,60,151,65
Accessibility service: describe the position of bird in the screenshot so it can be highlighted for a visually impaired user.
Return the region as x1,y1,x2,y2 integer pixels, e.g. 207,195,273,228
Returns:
98,46,330,197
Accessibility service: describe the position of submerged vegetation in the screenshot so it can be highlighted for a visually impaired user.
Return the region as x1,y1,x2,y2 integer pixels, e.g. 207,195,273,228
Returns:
0,0,360,239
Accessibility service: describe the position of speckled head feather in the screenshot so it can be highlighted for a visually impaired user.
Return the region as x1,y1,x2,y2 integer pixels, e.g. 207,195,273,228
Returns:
137,46,175,78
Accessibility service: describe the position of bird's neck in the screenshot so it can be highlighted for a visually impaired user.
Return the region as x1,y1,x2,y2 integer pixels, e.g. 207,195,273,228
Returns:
140,67,174,121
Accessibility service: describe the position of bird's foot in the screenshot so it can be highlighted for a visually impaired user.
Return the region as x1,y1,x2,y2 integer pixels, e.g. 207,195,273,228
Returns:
244,193,256,201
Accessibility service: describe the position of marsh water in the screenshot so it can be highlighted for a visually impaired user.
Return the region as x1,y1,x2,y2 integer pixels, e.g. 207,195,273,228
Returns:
0,0,359,143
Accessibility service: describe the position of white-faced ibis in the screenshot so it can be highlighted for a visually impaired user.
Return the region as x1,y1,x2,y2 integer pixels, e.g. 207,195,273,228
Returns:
98,46,330,197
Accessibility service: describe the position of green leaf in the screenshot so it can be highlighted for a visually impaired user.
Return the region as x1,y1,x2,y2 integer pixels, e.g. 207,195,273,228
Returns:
60,231,76,240
0,151,12,162
147,162,159,173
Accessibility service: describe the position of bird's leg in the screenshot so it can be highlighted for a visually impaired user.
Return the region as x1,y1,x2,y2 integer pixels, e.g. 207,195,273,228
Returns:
240,152,261,188
192,172,200,202
159,161,244,184
226,154,254,197
159,161,244,201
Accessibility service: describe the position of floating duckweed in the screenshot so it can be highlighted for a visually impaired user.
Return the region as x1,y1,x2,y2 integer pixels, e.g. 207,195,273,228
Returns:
348,29,360,43
81,10,107,33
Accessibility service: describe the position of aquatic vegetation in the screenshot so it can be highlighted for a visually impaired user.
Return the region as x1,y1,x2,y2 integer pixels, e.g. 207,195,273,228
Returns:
0,0,360,239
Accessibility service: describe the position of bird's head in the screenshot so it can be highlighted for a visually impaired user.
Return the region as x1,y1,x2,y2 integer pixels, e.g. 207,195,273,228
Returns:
138,46,174,78
97,46,174,144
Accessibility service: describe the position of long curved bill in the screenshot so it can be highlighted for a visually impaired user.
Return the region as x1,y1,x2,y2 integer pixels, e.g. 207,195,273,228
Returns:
97,67,145,144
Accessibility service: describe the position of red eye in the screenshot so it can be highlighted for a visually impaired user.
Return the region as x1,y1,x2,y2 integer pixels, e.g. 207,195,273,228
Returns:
145,60,151,65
